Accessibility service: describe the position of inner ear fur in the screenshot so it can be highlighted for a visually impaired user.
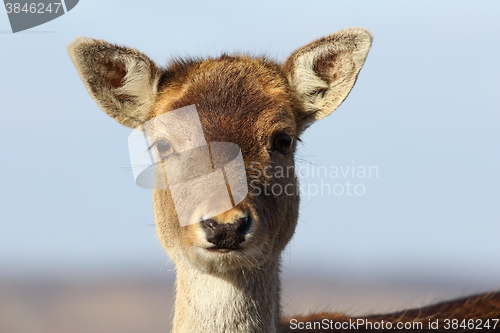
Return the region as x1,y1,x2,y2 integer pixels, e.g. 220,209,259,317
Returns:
68,37,161,128
284,28,372,126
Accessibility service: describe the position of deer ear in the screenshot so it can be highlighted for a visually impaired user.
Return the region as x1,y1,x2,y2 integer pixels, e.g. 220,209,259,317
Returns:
284,28,372,125
68,37,161,128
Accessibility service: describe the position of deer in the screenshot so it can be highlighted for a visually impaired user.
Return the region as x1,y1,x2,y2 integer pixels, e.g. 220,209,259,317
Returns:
68,28,500,333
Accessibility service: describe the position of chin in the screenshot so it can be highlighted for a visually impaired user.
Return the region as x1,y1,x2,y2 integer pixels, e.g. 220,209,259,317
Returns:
187,243,271,275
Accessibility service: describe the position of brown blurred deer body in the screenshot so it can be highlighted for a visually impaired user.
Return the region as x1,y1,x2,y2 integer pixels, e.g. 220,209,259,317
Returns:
68,29,499,333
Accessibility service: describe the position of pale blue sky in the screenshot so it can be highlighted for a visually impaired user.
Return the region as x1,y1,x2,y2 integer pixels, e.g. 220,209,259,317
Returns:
1,1,499,289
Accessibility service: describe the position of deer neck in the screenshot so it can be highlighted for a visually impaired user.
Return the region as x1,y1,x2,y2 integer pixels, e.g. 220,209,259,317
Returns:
172,257,282,333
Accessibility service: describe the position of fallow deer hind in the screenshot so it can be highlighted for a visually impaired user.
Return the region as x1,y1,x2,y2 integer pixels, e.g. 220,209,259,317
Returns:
68,28,500,332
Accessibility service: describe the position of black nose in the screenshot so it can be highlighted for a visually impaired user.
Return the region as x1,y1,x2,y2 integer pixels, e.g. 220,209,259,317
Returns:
200,216,252,249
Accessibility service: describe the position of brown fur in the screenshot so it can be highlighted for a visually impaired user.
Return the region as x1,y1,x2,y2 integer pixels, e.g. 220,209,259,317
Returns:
68,28,500,333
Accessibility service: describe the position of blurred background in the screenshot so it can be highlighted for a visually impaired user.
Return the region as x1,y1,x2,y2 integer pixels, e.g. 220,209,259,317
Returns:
1,1,499,332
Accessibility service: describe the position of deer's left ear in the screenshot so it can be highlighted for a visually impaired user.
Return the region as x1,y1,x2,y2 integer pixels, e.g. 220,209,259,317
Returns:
284,28,372,126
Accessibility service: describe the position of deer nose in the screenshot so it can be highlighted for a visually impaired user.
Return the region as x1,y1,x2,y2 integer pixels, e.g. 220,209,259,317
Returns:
200,216,252,249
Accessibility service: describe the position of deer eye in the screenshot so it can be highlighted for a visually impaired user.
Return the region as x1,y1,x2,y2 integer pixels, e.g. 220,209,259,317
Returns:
273,133,293,154
155,139,174,158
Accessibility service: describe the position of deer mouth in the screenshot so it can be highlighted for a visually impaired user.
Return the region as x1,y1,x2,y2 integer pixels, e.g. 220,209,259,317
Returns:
187,212,271,270
188,217,272,272
205,247,242,253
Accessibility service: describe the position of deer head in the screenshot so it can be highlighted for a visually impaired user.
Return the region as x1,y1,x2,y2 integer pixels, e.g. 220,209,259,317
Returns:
68,28,371,276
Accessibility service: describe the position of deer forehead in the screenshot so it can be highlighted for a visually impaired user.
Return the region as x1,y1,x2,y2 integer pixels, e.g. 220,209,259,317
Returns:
152,56,297,148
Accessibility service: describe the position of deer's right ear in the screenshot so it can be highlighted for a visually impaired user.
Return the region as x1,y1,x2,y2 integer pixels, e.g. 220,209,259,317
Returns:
68,37,161,128
284,28,372,128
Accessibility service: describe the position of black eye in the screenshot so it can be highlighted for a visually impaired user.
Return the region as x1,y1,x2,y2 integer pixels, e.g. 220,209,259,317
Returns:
273,133,293,154
155,139,174,158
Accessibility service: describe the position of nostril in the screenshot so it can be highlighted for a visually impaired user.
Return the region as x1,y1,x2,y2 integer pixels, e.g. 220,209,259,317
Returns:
203,219,218,230
236,216,252,236
200,219,218,241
